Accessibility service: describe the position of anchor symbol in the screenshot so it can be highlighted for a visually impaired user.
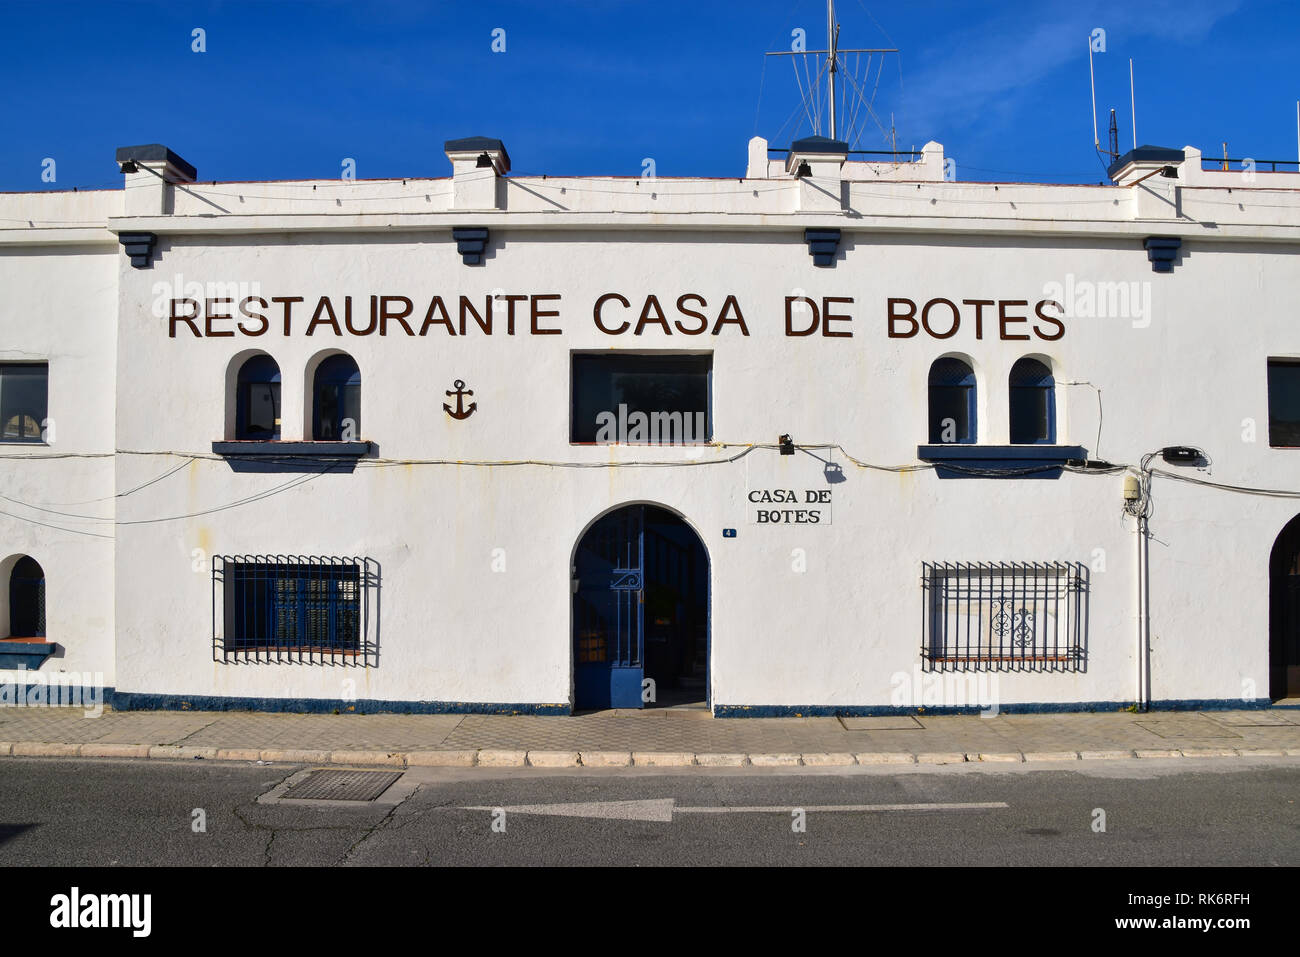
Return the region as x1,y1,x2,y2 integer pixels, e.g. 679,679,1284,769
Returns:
443,379,477,420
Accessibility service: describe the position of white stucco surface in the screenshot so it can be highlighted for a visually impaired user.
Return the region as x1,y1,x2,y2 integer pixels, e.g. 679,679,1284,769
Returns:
1,137,1297,711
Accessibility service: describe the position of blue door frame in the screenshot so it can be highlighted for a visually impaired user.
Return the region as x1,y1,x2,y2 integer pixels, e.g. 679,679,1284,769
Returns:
574,506,645,709
573,505,709,712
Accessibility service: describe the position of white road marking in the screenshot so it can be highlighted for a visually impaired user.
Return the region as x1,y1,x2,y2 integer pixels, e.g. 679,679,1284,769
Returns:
460,799,1008,822
673,802,1009,813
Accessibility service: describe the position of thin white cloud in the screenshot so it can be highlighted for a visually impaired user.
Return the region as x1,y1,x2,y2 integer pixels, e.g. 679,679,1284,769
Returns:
890,0,1242,145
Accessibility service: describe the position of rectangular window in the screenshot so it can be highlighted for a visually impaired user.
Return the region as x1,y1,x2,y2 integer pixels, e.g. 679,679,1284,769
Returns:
571,353,712,444
1267,359,1300,447
0,363,48,443
921,562,1086,672
214,557,375,665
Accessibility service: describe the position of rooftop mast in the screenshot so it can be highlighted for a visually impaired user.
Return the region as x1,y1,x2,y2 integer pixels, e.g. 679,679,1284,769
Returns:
763,1,896,147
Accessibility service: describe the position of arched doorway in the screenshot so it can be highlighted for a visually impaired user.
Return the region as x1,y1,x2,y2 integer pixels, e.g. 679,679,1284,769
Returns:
9,555,45,638
572,504,709,711
1269,517,1300,699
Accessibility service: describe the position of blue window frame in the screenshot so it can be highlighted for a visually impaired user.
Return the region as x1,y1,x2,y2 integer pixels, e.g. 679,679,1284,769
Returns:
9,555,45,638
313,354,361,440
228,561,360,653
928,358,976,444
0,363,47,443
236,356,281,440
1009,358,1056,444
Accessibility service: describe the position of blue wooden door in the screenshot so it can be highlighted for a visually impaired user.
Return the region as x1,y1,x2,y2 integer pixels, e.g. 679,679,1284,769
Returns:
574,507,645,710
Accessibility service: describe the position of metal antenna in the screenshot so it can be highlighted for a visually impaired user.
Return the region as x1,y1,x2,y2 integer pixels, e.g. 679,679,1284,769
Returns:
764,0,895,142
1089,37,1101,152
1129,58,1137,150
827,0,838,140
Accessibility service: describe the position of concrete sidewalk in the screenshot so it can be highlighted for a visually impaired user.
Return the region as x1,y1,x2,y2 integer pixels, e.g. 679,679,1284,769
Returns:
2,705,1300,768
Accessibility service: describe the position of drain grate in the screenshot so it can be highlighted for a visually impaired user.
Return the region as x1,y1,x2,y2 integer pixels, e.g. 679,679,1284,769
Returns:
839,716,924,731
1203,711,1297,728
286,769,403,802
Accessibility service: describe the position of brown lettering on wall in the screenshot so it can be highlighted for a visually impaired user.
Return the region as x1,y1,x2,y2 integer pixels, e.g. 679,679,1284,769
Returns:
531,294,562,335
204,298,235,337
169,298,201,338
237,297,269,336
459,296,491,336
998,300,1030,341
343,296,378,336
1033,299,1066,341
594,293,631,334
962,299,993,339
713,295,749,335
675,294,708,335
306,296,343,336
271,296,304,337
887,298,919,337
419,297,455,336
379,296,414,336
785,297,819,336
500,295,527,335
635,295,672,336
921,298,960,339
821,297,853,338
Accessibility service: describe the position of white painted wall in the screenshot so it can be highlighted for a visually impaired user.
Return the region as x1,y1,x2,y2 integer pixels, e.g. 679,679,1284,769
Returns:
0,244,117,682
2,143,1297,711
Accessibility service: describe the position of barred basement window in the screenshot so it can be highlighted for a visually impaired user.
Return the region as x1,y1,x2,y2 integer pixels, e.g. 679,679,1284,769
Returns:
921,562,1087,672
212,556,378,665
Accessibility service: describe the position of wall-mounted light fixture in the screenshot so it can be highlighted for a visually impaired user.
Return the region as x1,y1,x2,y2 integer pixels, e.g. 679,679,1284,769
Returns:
779,434,795,455
118,159,139,173
795,160,812,178
476,152,493,168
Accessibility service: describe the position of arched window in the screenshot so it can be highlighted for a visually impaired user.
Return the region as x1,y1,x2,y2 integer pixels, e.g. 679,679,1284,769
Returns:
236,356,281,440
928,358,976,444
10,556,44,638
313,355,361,440
1009,358,1056,444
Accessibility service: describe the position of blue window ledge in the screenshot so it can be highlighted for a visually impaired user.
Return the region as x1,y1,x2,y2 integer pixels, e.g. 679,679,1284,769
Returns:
212,441,370,456
212,440,372,474
0,640,55,670
917,444,1086,479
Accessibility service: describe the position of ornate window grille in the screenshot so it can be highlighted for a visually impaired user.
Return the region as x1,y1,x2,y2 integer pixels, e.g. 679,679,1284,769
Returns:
213,556,378,665
921,562,1087,672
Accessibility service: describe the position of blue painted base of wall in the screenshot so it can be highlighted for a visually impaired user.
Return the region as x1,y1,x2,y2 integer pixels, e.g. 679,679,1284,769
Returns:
2,685,1286,717
109,691,569,716
713,698,1277,718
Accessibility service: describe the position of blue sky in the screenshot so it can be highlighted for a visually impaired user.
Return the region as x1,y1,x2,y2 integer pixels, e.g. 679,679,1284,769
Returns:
1,0,1296,190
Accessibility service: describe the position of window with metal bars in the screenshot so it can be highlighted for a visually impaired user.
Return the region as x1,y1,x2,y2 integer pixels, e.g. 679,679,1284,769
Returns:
921,562,1087,672
213,556,377,665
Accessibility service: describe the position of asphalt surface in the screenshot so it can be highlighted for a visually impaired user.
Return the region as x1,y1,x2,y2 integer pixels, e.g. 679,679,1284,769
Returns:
0,756,1296,866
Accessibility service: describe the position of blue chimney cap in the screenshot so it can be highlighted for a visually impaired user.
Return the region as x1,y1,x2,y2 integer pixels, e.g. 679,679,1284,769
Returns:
790,135,850,154
114,144,197,180
444,136,510,173
1107,145,1185,179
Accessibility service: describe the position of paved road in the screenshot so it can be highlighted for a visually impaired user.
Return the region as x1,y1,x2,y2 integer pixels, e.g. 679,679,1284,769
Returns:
0,756,1296,866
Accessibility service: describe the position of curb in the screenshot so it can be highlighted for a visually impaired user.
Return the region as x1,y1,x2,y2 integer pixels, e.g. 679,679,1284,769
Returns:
2,743,1297,768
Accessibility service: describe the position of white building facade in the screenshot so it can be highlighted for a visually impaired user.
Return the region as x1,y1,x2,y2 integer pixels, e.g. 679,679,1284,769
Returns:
2,134,1299,715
